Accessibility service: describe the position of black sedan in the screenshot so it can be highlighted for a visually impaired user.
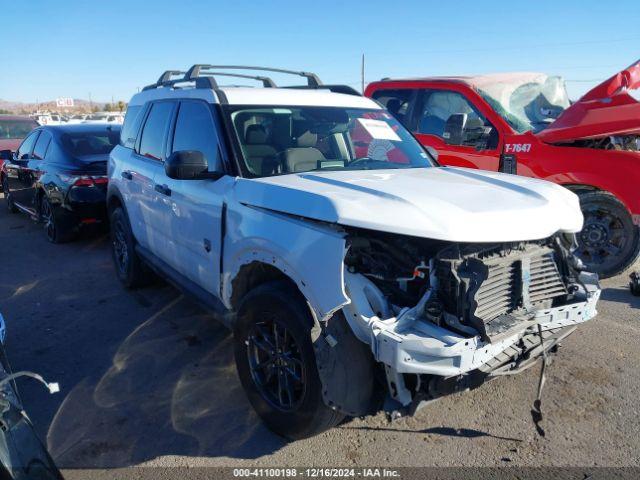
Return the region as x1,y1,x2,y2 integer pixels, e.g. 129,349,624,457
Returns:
0,124,120,243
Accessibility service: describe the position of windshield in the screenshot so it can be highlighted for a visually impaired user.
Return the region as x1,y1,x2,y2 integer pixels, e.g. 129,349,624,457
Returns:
60,131,120,157
0,119,38,139
477,74,570,133
226,106,435,177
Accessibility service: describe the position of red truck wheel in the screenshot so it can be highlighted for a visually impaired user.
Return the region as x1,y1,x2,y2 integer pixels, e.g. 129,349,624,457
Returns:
576,191,640,278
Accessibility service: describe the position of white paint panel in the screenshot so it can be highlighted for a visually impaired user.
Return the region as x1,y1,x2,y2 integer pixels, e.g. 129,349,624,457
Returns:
234,166,584,243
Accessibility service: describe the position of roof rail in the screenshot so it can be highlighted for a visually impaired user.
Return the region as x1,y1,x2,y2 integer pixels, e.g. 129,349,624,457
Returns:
200,72,277,88
185,64,322,87
142,65,324,91
142,70,186,91
284,84,362,96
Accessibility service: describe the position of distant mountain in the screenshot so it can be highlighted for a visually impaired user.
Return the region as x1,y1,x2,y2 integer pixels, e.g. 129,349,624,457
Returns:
0,98,123,114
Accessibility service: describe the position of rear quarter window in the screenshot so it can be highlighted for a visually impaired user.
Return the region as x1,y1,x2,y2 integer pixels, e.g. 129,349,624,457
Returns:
120,106,144,149
32,131,52,160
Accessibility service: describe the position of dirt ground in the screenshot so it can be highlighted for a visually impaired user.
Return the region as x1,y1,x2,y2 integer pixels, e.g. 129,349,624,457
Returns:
0,194,638,479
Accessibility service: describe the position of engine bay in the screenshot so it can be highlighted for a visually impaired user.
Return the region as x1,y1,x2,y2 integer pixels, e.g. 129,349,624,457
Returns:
344,228,586,342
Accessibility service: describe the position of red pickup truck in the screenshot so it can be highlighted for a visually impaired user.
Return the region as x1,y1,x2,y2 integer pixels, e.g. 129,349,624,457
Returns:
366,61,640,278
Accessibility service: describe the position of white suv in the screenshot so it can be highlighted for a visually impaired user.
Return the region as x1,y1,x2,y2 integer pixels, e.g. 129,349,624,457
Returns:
107,65,601,439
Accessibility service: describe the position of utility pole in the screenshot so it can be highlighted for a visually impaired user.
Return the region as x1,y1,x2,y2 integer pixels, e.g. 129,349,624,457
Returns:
89,92,92,112
361,54,365,94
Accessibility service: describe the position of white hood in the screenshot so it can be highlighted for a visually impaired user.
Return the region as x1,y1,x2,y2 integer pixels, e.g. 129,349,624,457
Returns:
233,167,583,242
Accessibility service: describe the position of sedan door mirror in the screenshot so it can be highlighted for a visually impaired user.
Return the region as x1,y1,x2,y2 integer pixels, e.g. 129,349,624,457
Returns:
164,150,223,180
442,113,467,146
0,150,13,161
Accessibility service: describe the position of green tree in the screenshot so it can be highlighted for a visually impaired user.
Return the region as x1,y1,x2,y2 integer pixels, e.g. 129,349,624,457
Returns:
117,101,126,112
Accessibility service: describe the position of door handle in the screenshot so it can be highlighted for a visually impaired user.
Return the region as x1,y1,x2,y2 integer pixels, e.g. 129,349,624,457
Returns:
121,171,133,180
154,184,172,196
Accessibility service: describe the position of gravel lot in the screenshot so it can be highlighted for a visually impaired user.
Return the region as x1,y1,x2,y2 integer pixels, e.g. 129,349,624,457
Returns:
0,193,638,478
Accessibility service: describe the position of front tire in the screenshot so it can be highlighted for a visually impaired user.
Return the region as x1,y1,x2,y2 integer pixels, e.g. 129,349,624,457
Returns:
234,281,344,439
575,191,640,278
2,176,18,214
109,207,150,288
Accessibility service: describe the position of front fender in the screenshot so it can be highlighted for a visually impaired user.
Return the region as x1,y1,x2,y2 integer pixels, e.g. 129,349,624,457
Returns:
222,199,350,322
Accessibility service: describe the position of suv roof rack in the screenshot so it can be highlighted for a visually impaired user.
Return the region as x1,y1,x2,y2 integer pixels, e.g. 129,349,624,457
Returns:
185,64,322,87
141,65,360,96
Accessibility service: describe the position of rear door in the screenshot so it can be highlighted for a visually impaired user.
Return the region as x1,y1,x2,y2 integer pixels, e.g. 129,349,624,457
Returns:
413,89,501,171
127,101,177,250
5,130,40,210
154,99,229,295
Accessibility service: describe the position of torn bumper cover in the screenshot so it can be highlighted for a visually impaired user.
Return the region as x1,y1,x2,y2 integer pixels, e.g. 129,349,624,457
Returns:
343,270,600,378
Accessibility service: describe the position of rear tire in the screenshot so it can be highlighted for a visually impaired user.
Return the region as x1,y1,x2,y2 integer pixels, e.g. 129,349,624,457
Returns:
39,197,75,243
234,281,344,439
109,207,150,288
575,191,640,278
2,176,18,214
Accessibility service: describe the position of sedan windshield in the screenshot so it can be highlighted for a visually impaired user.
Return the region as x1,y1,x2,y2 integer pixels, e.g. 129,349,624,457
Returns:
0,119,39,139
226,106,435,177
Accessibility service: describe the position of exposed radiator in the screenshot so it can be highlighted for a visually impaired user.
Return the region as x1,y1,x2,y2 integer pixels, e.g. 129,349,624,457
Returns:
436,243,568,342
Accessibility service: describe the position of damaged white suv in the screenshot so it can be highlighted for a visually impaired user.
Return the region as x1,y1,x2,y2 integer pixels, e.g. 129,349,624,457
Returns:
107,66,601,439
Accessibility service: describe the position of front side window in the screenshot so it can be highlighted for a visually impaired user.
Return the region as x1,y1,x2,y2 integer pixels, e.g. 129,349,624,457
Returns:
225,106,435,178
60,131,120,157
0,119,38,139
417,90,497,149
171,101,222,171
32,131,52,160
17,131,40,159
138,102,175,161
370,89,416,128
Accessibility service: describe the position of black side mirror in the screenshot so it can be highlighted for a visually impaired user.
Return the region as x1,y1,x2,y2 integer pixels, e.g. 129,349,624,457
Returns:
443,113,467,146
0,150,12,161
165,150,223,180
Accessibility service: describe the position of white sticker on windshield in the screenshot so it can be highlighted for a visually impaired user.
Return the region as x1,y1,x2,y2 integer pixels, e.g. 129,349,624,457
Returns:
358,118,401,141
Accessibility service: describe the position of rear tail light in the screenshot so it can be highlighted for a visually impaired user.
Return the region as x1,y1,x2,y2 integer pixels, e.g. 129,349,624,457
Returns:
58,174,109,187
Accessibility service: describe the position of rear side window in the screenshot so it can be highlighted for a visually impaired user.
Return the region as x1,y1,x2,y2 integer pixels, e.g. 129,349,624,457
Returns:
370,89,416,128
61,131,120,157
16,131,40,159
32,131,52,160
172,101,222,170
138,102,175,161
120,106,144,148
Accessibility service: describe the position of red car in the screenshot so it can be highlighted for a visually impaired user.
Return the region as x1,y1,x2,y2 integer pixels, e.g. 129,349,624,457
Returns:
366,60,640,277
0,114,39,173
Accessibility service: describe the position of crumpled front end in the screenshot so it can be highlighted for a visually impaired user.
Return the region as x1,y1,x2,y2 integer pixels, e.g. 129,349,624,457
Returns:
341,230,600,411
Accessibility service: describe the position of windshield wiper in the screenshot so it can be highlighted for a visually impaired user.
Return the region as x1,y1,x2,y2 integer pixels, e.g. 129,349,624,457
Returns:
346,157,408,170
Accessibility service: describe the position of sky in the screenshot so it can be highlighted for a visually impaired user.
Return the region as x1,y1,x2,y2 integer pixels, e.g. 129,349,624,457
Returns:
2,0,639,104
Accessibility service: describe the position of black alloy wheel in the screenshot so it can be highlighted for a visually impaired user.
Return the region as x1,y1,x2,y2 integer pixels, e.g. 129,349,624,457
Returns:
576,191,640,278
109,207,150,288
234,281,344,439
246,315,306,411
40,197,57,243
